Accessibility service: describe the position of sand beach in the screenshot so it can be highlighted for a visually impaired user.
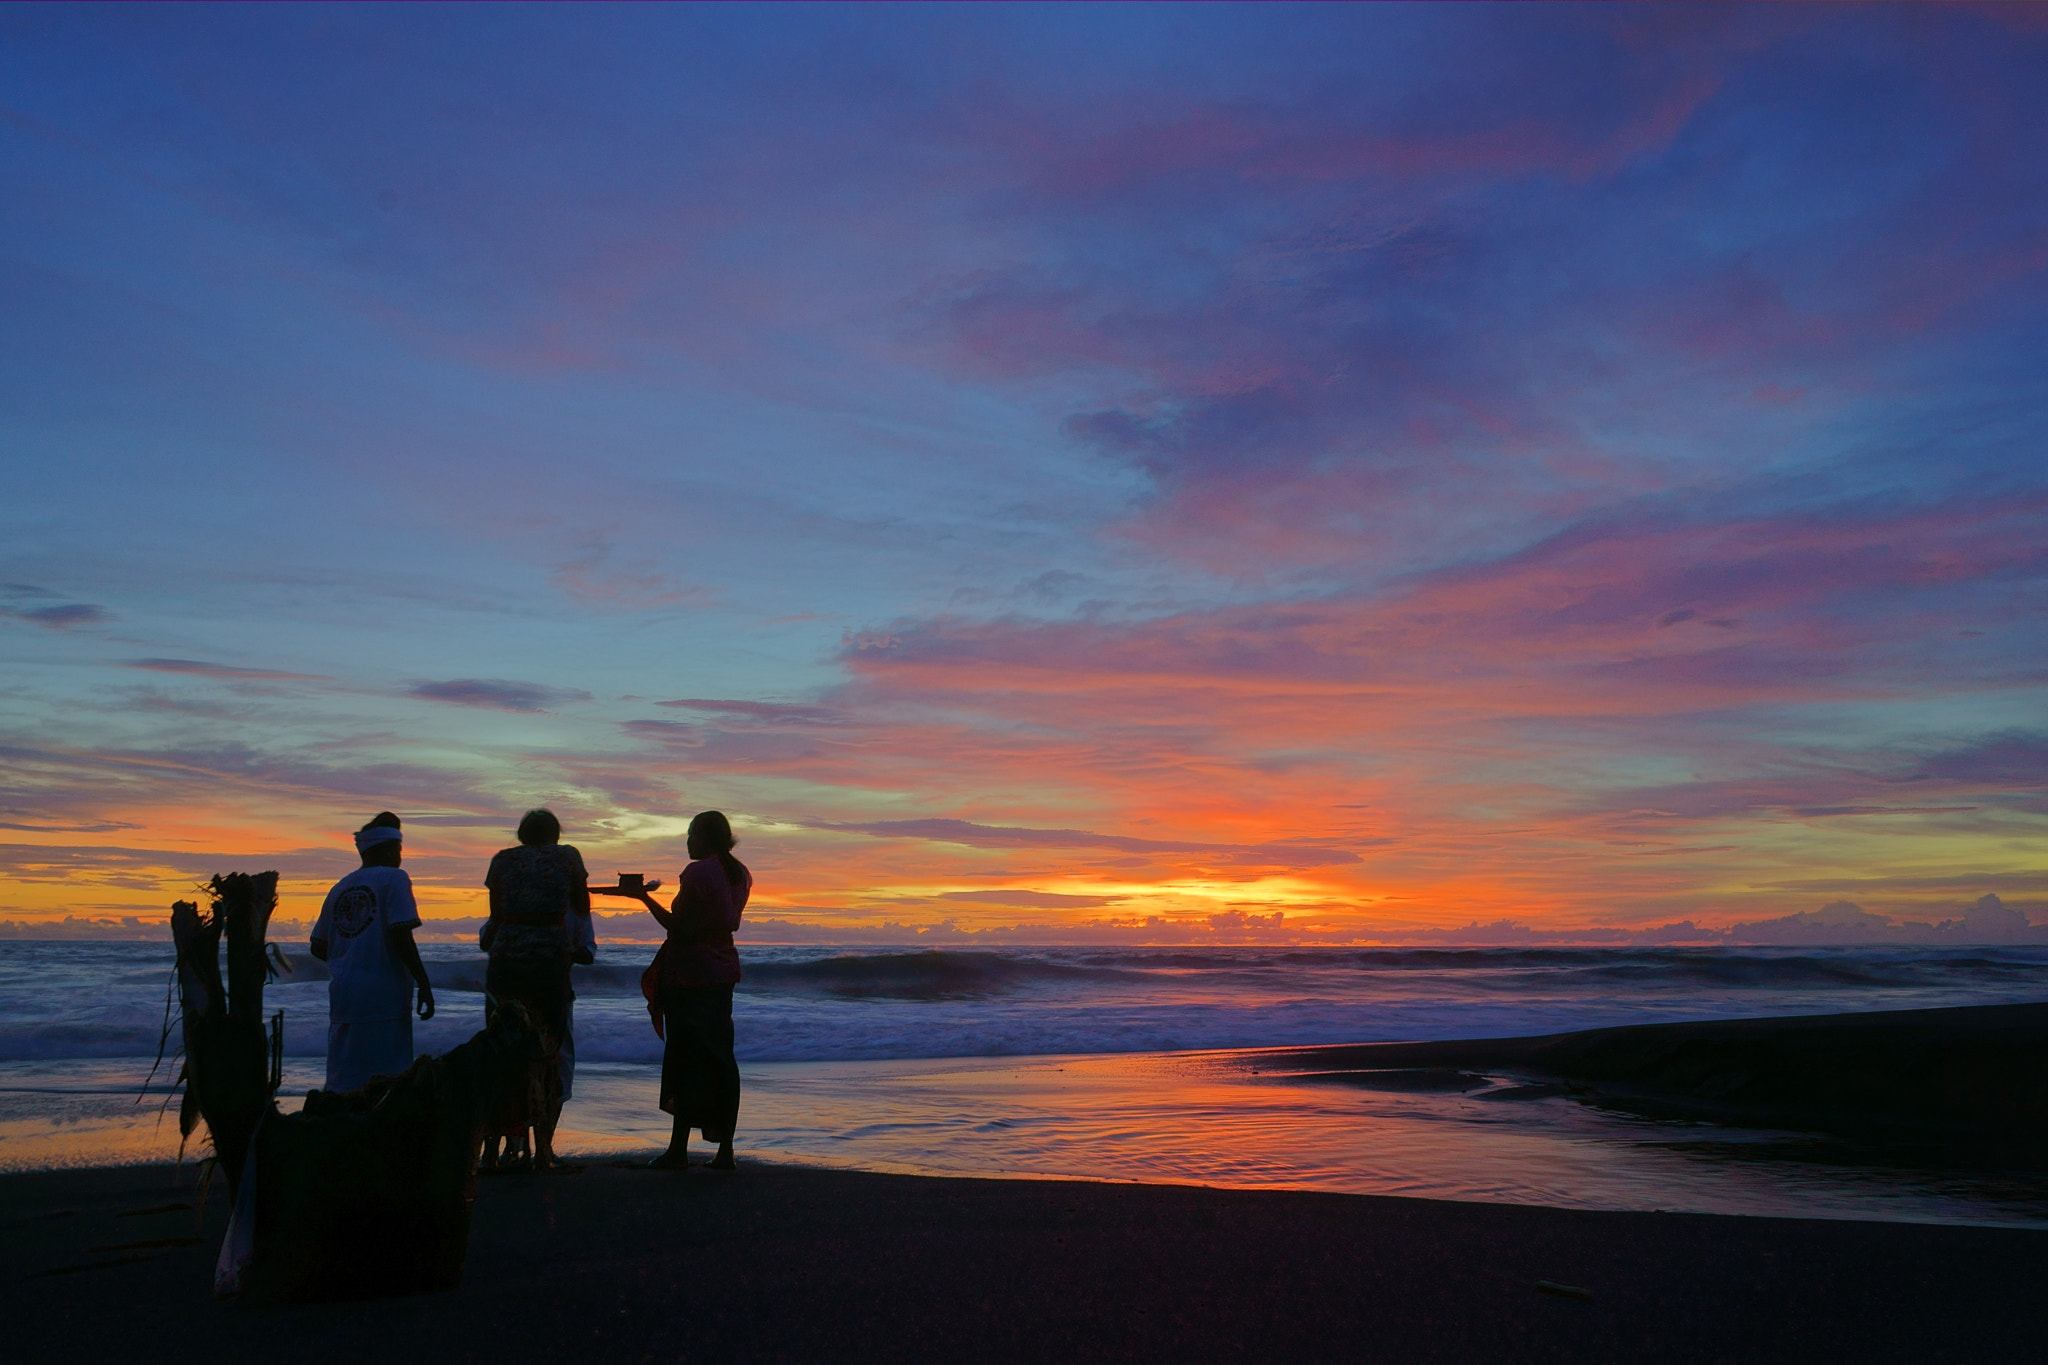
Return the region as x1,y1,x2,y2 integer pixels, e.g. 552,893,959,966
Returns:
5,1159,2043,1365
6,1002,2046,1362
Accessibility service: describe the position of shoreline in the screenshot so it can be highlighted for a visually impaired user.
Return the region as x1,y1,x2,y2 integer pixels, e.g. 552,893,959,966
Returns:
1242,1000,2048,1164
4,1159,2043,1363
7,1001,2047,1206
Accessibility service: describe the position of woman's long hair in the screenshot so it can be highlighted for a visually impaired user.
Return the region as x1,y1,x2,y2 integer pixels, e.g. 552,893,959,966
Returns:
689,810,748,889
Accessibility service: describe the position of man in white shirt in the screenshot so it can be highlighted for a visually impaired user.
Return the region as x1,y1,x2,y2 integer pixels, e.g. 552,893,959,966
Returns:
310,812,437,1093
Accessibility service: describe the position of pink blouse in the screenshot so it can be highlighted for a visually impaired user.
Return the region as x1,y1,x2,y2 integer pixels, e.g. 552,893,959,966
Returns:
660,856,750,988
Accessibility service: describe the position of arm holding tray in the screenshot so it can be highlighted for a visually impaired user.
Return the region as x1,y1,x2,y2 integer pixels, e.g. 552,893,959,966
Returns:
589,873,673,931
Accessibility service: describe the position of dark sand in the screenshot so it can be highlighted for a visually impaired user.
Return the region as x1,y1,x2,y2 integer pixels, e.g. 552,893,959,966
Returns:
5,1160,2042,1364
1252,1001,2048,1162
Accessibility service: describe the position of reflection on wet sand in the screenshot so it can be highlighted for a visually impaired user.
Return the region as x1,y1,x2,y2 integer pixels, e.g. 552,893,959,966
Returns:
8,1002,2045,1229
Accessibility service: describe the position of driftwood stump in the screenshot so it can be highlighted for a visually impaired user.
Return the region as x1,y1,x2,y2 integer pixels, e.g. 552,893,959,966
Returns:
170,874,543,1300
170,872,277,1201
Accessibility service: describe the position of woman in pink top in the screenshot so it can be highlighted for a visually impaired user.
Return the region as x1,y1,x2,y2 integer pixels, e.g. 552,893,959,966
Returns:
639,810,751,1170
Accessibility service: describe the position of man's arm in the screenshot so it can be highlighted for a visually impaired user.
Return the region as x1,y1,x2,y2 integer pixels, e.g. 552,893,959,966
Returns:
389,924,436,1019
309,936,329,962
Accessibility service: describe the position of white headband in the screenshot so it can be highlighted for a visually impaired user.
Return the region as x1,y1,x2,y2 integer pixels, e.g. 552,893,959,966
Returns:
354,826,403,851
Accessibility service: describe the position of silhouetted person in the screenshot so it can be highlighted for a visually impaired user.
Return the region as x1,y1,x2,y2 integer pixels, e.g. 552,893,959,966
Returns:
557,871,597,1110
310,812,436,1093
639,810,750,1170
479,807,592,1169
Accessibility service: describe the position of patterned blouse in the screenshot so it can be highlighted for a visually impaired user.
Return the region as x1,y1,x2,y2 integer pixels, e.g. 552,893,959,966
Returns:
483,843,589,964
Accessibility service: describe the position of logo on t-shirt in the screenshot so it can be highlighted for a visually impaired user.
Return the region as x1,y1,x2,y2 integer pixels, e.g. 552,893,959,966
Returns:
332,886,378,939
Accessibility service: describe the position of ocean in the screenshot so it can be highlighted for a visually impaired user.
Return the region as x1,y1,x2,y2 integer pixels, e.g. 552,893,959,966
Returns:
3,941,2045,1224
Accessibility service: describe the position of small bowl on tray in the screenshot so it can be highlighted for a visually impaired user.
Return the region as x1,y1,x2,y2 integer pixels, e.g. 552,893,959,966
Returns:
590,873,661,897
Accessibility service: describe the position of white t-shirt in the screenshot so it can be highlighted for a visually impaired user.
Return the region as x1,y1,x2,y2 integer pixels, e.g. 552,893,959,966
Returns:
312,865,422,1023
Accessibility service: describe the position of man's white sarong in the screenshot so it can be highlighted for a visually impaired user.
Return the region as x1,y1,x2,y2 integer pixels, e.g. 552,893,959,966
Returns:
324,1017,413,1093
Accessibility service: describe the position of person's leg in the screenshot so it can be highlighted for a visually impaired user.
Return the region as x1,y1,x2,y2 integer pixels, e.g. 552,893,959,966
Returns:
532,963,571,1167
650,987,692,1168
558,999,576,1100
539,1000,574,1170
495,1015,532,1169
534,1090,562,1167
536,1072,561,1170
491,961,555,1168
658,1107,692,1166
708,984,739,1170
476,986,504,1169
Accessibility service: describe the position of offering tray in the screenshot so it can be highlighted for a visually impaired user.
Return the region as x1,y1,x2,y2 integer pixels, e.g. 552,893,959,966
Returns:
589,872,661,898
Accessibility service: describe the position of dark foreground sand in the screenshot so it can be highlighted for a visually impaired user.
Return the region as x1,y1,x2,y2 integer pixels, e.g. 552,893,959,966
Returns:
5,1160,2041,1364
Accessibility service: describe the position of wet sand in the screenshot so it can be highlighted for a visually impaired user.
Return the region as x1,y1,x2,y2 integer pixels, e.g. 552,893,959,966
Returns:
4,1159,2042,1364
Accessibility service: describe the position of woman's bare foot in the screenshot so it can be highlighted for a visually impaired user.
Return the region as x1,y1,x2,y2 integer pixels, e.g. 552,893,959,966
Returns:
708,1141,736,1171
647,1150,691,1170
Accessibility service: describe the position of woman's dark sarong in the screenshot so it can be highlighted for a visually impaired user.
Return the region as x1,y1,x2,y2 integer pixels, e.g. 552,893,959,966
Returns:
659,983,740,1141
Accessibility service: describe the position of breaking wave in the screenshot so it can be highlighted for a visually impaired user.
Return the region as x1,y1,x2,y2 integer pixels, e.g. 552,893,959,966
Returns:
2,942,2044,1064
742,950,1128,999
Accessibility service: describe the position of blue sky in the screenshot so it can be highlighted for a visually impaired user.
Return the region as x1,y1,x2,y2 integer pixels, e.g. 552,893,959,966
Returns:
4,3,2045,939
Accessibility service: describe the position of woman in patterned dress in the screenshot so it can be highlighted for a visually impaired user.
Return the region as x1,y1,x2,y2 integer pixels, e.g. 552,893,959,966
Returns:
479,808,593,1169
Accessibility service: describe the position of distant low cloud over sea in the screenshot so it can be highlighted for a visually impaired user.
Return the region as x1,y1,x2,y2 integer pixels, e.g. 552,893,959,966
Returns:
6,896,2040,950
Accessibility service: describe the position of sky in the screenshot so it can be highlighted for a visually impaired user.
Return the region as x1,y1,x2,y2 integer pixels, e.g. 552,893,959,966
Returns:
3,3,2045,943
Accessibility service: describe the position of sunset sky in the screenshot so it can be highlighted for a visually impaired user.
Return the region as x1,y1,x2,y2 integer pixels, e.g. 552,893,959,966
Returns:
3,4,2045,942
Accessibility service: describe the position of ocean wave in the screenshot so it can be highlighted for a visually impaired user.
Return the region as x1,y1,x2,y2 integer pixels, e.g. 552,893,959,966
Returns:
570,963,656,993
426,962,488,993
1530,954,2048,991
414,961,650,995
742,950,1129,999
0,1022,176,1061
413,952,1135,1003
94,944,2048,1009
1338,949,1644,970
1070,952,1267,970
4,943,2046,1065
